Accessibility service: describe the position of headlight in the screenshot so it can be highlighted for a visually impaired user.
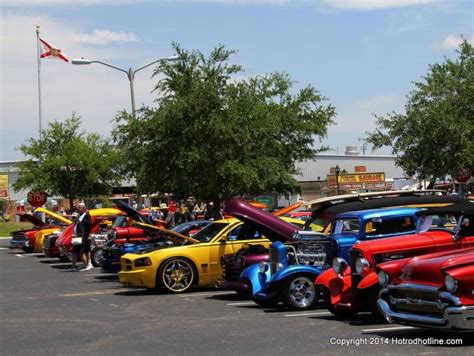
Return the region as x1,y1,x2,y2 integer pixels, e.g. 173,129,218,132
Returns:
276,262,284,271
259,262,269,274
25,240,29,246
445,275,458,292
134,257,152,267
332,257,348,275
378,271,389,287
355,258,370,275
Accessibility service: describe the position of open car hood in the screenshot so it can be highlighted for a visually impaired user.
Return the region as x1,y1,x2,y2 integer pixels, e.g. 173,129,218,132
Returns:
116,201,152,224
132,221,200,245
35,207,72,225
17,212,44,227
223,199,300,242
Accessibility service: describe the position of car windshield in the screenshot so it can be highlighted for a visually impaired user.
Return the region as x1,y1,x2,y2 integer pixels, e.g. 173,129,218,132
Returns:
191,222,228,243
173,222,203,236
112,216,128,228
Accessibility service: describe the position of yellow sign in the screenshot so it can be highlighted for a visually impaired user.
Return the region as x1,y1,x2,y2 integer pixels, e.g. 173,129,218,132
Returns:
0,175,8,198
327,172,385,184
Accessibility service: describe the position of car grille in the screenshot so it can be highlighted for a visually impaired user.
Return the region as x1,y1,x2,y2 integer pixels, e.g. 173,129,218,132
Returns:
384,284,455,317
11,233,27,241
222,256,242,282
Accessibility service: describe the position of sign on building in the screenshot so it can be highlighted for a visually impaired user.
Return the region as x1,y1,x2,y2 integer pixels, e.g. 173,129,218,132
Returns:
0,175,8,198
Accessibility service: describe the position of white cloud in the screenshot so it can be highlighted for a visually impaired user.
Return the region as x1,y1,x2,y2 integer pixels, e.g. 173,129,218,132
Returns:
72,30,139,45
322,0,437,10
0,14,167,160
433,34,474,49
1,0,141,6
354,94,400,111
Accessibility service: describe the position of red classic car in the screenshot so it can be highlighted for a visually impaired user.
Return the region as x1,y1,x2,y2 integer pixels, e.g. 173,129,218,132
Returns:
10,209,72,253
377,247,474,330
219,192,463,297
316,201,474,318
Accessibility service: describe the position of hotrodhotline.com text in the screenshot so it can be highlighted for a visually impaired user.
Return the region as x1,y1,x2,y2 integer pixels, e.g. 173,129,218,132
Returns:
329,337,463,347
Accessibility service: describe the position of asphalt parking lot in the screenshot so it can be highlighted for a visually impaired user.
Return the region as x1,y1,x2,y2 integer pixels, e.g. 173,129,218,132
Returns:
1,238,473,356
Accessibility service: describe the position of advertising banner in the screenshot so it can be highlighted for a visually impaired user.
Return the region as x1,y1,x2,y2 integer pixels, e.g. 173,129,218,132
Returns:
0,175,8,198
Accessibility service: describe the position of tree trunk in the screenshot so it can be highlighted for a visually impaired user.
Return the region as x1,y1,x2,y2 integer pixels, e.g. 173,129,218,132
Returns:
69,195,74,213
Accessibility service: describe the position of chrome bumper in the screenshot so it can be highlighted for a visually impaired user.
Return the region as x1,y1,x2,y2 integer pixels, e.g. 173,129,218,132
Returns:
378,287,474,330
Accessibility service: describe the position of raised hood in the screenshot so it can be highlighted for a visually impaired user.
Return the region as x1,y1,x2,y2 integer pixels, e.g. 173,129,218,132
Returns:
35,207,72,225
18,208,72,227
17,212,45,227
132,221,200,245
116,201,152,224
223,199,300,242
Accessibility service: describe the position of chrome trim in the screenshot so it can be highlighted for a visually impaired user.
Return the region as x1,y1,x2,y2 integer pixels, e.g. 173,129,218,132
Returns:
387,283,439,293
286,245,298,264
378,297,474,330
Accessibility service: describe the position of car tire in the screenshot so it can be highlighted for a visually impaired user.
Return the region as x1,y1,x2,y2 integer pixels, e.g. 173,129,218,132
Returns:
368,287,386,322
281,274,319,310
157,257,197,294
91,246,104,267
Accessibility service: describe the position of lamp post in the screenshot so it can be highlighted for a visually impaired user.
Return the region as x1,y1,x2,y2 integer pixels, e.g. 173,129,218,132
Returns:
335,165,341,195
71,55,179,116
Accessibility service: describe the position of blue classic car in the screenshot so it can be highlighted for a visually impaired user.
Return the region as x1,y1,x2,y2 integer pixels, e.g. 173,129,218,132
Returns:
100,220,211,272
243,207,422,310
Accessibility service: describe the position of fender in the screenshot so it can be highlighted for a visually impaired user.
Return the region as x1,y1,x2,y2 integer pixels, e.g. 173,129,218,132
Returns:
315,268,338,288
271,265,323,282
357,271,379,290
240,263,271,296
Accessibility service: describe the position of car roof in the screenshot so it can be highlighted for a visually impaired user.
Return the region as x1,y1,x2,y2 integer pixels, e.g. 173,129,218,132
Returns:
334,207,421,220
321,194,463,216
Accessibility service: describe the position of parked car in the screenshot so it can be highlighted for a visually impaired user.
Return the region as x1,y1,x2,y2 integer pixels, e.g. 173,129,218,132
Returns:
56,208,122,261
118,200,304,293
219,192,463,298
10,208,72,253
316,201,474,318
377,247,474,330
248,207,423,310
100,220,212,272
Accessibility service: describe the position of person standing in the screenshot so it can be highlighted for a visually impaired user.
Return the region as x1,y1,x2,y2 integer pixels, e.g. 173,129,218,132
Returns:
77,202,93,271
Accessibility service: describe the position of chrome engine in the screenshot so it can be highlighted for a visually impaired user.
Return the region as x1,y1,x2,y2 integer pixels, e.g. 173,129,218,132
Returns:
288,231,330,267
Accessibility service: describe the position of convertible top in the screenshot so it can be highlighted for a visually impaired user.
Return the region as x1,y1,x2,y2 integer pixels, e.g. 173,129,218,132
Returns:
318,194,464,217
415,200,474,216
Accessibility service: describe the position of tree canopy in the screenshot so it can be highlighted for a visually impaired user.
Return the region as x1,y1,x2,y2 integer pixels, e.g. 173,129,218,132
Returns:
14,115,121,208
365,39,474,180
113,44,335,207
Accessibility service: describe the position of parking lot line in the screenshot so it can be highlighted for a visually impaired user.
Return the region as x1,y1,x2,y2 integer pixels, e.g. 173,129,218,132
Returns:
15,254,24,258
362,326,417,333
60,289,123,297
226,302,256,306
284,311,333,317
178,291,235,298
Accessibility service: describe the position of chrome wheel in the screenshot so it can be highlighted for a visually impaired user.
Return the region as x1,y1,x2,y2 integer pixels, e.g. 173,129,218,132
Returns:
287,276,316,309
161,259,195,293
91,247,104,267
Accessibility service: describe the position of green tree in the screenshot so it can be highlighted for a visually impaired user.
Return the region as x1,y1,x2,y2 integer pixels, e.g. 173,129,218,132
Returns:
113,44,335,213
14,115,121,209
365,39,474,181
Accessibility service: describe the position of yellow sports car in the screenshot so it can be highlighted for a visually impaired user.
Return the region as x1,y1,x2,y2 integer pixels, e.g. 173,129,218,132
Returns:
33,208,72,253
119,215,305,293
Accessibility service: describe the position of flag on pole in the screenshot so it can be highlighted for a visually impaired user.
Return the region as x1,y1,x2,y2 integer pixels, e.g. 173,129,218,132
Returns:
39,38,69,62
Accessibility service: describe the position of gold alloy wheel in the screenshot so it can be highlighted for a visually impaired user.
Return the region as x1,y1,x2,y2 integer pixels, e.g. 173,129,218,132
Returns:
161,258,195,293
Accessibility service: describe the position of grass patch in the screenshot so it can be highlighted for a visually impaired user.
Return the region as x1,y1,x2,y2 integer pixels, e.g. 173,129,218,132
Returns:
0,221,34,237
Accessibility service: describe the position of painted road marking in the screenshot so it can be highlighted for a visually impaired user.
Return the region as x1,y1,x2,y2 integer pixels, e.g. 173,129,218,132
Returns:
15,254,24,258
362,326,417,333
60,289,124,297
284,311,333,317
178,291,235,298
0,237,11,240
0,247,8,250
226,302,256,306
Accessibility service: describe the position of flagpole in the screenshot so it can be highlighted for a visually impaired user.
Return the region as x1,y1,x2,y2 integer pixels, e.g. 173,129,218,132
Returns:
36,25,42,141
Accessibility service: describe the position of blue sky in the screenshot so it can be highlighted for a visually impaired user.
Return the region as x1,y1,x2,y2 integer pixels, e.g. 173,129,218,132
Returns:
1,0,473,160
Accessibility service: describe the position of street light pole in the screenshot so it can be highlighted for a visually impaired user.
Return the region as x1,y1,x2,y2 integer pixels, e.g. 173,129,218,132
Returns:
335,165,341,196
72,55,178,116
